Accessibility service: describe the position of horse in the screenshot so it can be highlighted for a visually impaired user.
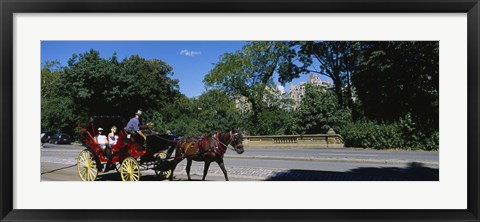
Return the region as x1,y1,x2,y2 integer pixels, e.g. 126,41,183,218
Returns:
170,130,244,181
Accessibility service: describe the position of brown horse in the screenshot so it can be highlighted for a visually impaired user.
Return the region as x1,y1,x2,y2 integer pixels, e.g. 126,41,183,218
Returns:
170,130,244,181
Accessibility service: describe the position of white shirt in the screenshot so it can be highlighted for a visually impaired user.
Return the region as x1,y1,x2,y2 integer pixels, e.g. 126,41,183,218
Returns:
108,134,118,146
96,135,107,147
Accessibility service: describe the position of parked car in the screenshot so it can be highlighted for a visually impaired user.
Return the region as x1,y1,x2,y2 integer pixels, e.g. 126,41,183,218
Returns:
41,132,53,144
49,133,72,144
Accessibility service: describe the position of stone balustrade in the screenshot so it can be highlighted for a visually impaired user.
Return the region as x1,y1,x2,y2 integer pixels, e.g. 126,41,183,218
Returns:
243,130,344,148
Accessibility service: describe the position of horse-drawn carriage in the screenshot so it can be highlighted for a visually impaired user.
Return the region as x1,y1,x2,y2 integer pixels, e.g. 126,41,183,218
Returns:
77,115,246,181
76,116,176,181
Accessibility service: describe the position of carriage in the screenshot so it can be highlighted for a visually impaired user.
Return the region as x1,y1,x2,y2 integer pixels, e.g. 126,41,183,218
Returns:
76,116,177,181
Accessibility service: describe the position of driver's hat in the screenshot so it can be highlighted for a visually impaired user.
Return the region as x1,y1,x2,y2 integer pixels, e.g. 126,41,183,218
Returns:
135,110,143,116
98,128,103,131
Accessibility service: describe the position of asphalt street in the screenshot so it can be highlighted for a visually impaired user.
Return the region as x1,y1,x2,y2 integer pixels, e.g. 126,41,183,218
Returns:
41,143,439,181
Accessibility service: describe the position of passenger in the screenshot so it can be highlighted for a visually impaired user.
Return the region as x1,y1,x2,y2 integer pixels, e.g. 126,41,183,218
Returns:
108,126,119,147
95,128,108,157
107,126,118,157
125,110,148,150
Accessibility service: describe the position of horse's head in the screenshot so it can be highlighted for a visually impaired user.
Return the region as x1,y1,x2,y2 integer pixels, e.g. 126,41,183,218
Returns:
228,130,244,154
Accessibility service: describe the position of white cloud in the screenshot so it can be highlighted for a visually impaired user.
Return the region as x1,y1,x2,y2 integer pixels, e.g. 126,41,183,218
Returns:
180,49,201,57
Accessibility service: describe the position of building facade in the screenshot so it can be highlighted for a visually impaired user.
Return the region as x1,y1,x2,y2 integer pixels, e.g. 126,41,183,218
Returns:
234,74,332,112
283,74,332,110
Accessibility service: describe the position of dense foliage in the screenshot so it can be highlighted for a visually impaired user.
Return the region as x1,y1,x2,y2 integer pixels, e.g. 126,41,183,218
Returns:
42,50,181,134
340,114,439,151
42,41,439,150
296,86,351,134
353,42,439,134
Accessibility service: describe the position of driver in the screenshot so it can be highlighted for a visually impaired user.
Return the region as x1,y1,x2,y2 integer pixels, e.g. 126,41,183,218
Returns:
125,110,148,150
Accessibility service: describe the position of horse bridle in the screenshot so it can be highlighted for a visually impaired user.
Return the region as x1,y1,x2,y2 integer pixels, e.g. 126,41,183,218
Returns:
213,131,242,152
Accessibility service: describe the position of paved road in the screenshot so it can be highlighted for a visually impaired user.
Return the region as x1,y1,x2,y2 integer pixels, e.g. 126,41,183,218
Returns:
41,143,439,181
238,147,438,163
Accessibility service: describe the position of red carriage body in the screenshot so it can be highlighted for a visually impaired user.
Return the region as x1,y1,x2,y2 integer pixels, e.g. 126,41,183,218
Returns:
76,116,175,181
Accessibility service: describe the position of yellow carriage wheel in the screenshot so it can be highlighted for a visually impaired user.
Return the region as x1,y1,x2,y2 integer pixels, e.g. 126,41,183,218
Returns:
77,149,98,181
160,169,172,180
154,168,172,180
120,157,141,181
154,152,172,180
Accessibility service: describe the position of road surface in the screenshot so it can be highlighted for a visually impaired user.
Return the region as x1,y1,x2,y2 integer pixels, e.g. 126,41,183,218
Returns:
41,143,439,181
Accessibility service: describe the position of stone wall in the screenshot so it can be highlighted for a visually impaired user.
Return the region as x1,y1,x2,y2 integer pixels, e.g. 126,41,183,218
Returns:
244,130,344,148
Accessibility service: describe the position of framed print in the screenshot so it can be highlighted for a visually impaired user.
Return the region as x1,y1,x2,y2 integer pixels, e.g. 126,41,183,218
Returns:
1,0,479,221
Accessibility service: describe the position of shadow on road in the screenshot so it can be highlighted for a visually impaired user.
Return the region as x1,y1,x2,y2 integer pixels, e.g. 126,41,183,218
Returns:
97,172,211,181
265,162,439,181
97,172,165,181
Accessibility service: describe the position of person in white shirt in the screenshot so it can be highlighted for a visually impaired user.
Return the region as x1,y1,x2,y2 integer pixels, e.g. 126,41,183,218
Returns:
108,126,119,147
95,128,108,157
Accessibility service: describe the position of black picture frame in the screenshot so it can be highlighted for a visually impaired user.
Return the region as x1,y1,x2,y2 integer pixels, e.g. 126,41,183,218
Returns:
1,0,479,221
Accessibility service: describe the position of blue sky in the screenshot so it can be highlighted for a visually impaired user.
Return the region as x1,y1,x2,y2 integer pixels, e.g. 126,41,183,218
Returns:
41,41,320,98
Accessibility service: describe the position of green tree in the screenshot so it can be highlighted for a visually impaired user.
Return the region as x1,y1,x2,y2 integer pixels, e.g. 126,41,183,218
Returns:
194,89,243,132
250,107,297,135
204,41,293,122
58,49,180,119
117,55,180,116
147,89,244,137
41,60,62,99
41,49,181,135
41,97,76,133
147,94,198,136
41,61,76,133
296,85,352,134
353,41,439,132
281,41,358,108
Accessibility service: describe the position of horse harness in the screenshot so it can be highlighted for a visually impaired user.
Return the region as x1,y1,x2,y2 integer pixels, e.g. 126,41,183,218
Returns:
194,132,233,157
